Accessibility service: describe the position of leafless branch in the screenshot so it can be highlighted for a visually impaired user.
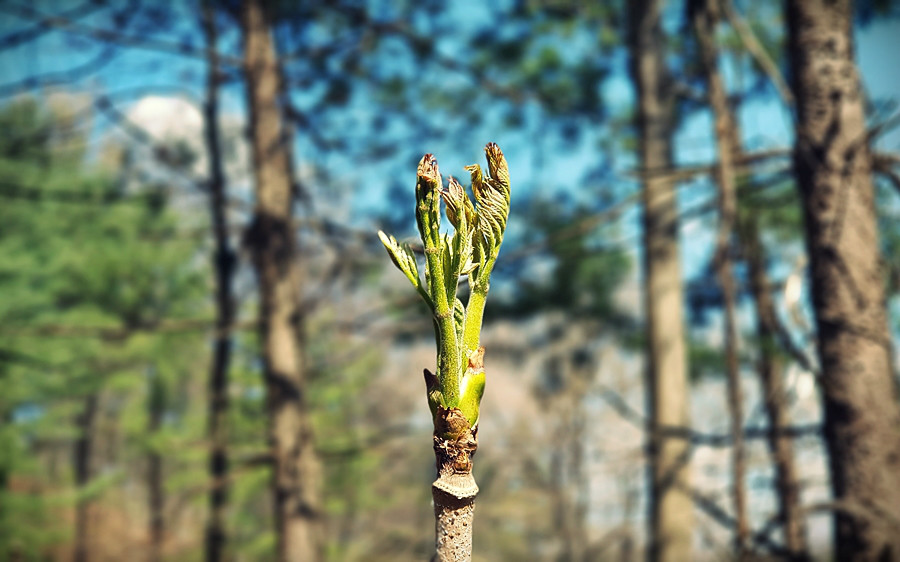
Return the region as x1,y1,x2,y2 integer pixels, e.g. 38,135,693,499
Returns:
0,45,118,98
0,3,241,66
2,318,256,340
721,0,794,107
596,383,820,447
0,0,106,49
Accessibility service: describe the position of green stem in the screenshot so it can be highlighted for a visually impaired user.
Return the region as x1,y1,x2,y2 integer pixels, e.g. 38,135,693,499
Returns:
463,288,487,355
463,256,495,355
421,214,459,407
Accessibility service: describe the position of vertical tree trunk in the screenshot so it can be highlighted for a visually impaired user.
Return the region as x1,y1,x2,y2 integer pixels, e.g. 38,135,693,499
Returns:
743,218,810,560
431,406,478,562
627,2,694,560
241,1,323,560
147,376,165,562
202,2,234,560
73,393,98,562
689,0,748,555
787,1,900,559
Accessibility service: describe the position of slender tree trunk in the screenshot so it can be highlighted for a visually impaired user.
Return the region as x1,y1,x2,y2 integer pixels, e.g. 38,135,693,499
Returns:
787,1,900,559
431,406,478,562
628,1,694,560
241,1,323,560
689,0,748,555
743,218,810,560
202,2,234,560
73,393,98,562
147,376,165,562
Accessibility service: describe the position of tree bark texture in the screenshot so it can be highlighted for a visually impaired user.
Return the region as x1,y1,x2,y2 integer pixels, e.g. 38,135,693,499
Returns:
202,2,234,560
431,407,478,562
743,219,810,560
787,1,900,559
689,0,748,555
628,1,694,560
73,393,98,562
242,1,323,560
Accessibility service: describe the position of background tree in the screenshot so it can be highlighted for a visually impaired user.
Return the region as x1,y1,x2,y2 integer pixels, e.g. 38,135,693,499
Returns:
787,0,900,558
1,0,899,560
241,0,323,559
628,1,695,559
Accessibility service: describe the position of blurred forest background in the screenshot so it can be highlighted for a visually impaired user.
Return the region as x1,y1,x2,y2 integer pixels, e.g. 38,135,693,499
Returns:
1,0,899,560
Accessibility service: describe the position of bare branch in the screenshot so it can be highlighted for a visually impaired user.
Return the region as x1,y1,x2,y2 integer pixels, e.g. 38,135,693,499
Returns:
0,3,241,66
721,0,794,107
0,0,106,49
0,45,118,98
1,318,256,340
596,383,820,447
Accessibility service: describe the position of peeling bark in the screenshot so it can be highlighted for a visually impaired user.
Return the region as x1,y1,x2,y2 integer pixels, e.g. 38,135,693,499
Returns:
431,407,478,562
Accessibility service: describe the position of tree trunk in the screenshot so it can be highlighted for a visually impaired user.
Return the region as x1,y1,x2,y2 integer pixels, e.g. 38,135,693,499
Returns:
73,393,98,562
743,218,810,560
431,407,478,562
628,2,694,560
202,1,234,560
241,1,323,560
147,376,165,562
689,0,748,555
787,1,900,559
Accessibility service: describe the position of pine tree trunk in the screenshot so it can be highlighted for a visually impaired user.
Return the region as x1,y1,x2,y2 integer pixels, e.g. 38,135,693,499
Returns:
689,0,748,555
787,1,900,559
147,376,165,562
202,1,234,560
743,219,810,560
241,1,323,560
73,393,98,562
628,1,694,560
431,407,478,562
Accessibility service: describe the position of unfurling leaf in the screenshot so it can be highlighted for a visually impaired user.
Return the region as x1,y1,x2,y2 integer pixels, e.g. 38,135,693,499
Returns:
442,176,476,230
415,154,442,248
378,144,510,431
378,230,422,290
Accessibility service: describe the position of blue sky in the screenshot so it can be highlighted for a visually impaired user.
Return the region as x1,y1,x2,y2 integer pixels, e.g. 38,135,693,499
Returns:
1,1,897,287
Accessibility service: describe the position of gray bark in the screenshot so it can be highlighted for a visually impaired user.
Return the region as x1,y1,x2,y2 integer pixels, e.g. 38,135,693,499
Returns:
431,406,478,562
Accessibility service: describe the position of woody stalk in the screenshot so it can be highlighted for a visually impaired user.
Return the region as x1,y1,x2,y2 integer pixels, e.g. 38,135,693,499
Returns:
378,143,511,561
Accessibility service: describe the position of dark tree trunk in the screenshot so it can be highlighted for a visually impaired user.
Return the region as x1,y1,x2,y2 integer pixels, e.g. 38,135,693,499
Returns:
689,0,747,555
202,1,234,560
743,218,810,561
628,1,694,560
147,376,165,562
241,1,323,560
73,393,98,562
787,0,900,559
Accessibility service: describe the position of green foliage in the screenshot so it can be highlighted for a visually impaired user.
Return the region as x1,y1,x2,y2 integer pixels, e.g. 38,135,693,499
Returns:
0,98,207,559
378,144,511,427
496,197,631,323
